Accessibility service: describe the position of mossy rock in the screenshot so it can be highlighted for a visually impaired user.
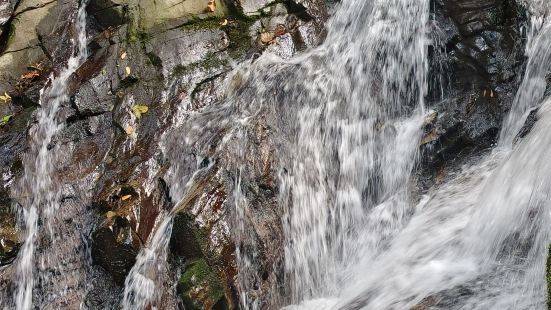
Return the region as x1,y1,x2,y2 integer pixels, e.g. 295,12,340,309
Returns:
179,259,227,310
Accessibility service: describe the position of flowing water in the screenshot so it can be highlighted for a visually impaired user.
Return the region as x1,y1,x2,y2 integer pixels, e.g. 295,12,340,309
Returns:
12,1,89,309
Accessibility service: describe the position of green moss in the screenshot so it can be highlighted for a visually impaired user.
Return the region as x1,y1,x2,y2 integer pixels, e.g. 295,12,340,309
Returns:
224,18,256,60
171,54,230,78
179,259,225,310
547,243,551,309
146,52,163,68
180,17,222,32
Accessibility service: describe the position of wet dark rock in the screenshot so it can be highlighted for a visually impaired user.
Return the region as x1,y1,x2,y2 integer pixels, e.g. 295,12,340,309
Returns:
87,0,128,29
91,225,138,284
423,0,526,173
513,107,539,144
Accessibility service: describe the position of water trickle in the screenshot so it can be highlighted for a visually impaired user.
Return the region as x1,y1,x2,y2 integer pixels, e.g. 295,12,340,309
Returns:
13,1,89,309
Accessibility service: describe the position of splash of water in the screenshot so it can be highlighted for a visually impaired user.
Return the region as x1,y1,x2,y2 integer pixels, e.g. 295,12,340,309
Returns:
13,1,89,309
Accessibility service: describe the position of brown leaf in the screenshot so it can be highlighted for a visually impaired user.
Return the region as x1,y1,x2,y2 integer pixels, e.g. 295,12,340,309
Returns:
207,0,216,12
125,126,135,135
260,32,275,44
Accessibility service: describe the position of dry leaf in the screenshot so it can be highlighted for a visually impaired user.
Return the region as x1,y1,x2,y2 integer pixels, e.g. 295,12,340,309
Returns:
207,0,216,12
420,129,439,145
132,105,149,118
21,70,40,80
490,90,494,98
120,52,127,59
125,66,131,76
0,92,11,103
121,194,132,201
220,19,228,26
260,32,274,44
125,126,135,135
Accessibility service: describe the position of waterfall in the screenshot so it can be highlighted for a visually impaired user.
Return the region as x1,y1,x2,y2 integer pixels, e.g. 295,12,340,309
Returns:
13,1,89,309
278,0,551,309
499,0,551,147
279,0,429,303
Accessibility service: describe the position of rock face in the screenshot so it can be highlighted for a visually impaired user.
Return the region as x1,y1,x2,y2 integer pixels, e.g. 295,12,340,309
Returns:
0,0,531,308
0,0,328,308
420,0,526,182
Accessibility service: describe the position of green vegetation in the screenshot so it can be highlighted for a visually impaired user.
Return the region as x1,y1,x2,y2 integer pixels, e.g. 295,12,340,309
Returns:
179,259,225,310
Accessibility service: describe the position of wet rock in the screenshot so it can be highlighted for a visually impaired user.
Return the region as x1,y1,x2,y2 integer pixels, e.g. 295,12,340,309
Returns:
178,259,227,310
513,107,539,144
0,191,19,266
423,0,525,171
92,224,139,284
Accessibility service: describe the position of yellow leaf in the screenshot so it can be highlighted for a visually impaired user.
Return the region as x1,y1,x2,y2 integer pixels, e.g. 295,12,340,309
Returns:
220,19,228,26
121,194,132,201
132,105,149,118
106,211,117,218
125,126,135,135
125,66,131,76
120,52,127,59
207,0,216,12
0,92,12,103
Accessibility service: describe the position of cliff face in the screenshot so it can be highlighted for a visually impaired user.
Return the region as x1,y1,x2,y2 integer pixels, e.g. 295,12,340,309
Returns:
0,0,529,308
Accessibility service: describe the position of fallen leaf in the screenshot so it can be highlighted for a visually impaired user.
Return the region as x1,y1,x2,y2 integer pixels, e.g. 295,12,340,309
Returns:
121,194,132,201
260,32,274,44
420,129,438,145
120,52,127,59
220,19,228,26
0,114,12,125
106,211,117,218
125,66,131,76
132,105,149,118
0,92,11,103
21,70,40,80
125,125,135,135
207,0,216,12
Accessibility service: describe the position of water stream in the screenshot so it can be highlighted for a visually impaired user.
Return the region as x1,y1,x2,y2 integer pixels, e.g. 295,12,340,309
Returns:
13,1,89,309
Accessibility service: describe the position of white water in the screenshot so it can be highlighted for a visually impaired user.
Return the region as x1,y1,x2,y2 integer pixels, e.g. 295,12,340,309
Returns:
13,1,89,309
282,0,551,309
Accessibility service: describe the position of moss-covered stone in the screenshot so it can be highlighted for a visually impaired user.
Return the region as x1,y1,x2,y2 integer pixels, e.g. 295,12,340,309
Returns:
179,259,226,310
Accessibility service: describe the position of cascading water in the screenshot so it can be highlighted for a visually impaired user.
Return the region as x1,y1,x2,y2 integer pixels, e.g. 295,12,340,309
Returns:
12,1,89,309
279,0,551,309
279,0,429,303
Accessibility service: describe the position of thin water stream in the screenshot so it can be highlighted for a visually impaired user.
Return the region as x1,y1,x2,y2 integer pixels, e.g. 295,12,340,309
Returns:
13,1,89,309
